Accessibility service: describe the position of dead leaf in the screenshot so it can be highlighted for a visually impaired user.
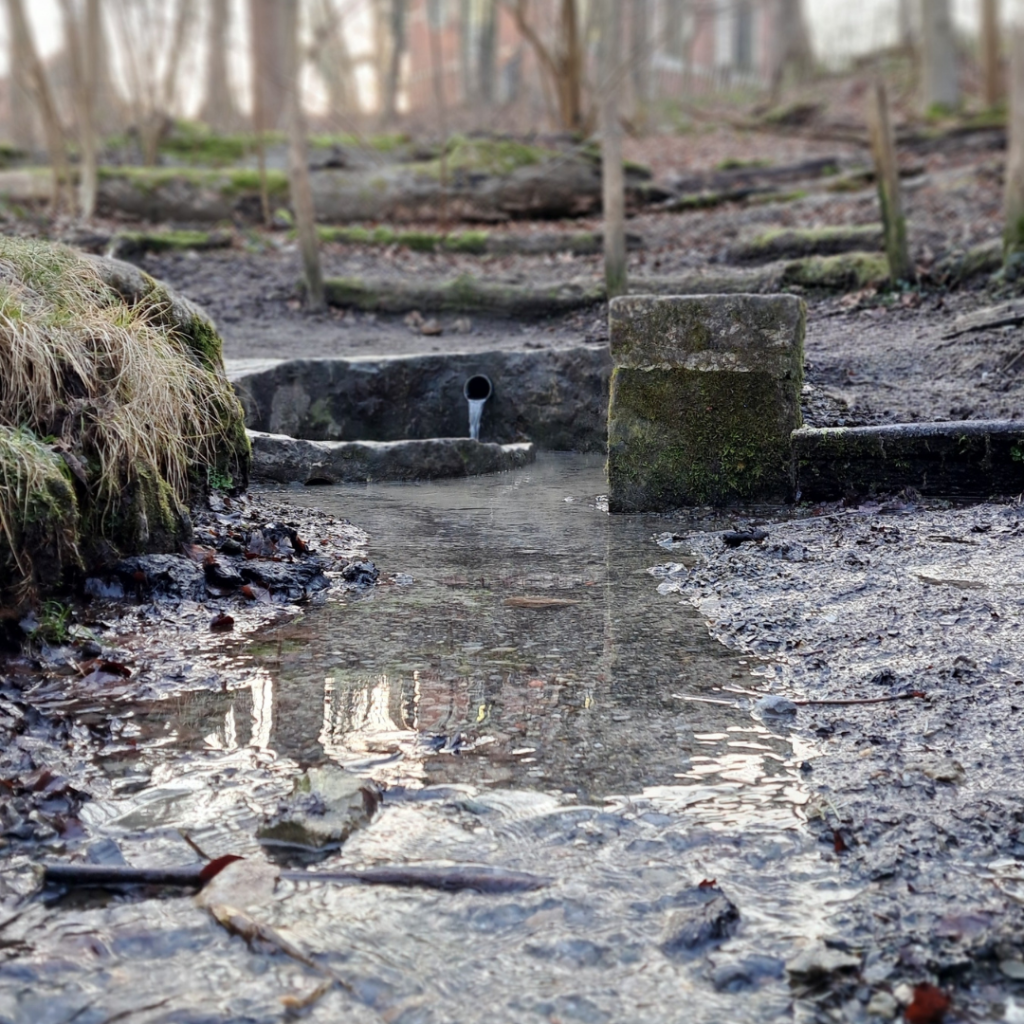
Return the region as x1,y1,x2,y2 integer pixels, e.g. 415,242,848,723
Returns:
905,983,951,1024
195,858,279,911
199,854,245,882
210,613,234,632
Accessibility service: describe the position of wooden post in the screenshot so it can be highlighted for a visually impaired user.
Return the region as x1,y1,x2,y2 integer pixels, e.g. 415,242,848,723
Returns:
284,2,325,312
866,78,913,284
599,0,626,298
982,0,1003,109
1005,21,1024,270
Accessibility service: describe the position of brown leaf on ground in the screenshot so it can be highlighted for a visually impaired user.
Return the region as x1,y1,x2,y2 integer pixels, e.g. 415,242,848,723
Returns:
210,613,234,632
904,983,951,1024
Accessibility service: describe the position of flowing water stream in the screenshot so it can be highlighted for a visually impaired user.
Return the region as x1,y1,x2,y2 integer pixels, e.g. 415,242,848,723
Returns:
1,454,857,1024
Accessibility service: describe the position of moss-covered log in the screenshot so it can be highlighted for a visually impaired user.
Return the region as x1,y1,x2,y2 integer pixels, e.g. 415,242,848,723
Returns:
0,238,250,608
729,224,883,262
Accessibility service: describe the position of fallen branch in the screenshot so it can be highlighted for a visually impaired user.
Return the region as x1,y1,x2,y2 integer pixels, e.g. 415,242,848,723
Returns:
791,691,927,707
42,861,550,894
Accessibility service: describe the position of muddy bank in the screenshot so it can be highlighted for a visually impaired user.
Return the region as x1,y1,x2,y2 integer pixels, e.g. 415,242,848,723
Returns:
660,496,1024,1020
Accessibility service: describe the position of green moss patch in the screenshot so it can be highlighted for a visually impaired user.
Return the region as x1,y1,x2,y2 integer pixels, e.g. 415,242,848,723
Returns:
109,229,234,261
781,252,890,291
99,165,290,200
607,367,800,509
732,224,883,262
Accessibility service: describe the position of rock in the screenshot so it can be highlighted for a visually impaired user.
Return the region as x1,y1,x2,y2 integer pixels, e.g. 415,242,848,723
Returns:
785,944,861,980
1000,960,1024,980
340,561,379,587
755,695,798,716
257,765,381,852
866,991,899,1018
659,886,740,958
248,432,536,485
89,554,207,602
240,557,331,602
233,347,612,453
607,294,805,511
729,224,884,263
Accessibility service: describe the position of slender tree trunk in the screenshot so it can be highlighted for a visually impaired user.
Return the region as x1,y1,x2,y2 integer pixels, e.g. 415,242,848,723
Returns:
8,19,34,151
981,0,1002,109
428,0,449,231
920,0,959,114
769,0,814,104
311,0,356,124
59,0,100,218
202,0,238,130
381,0,408,126
558,0,584,131
478,0,497,106
250,0,290,131
7,0,73,212
630,0,650,126
284,2,324,311
867,78,913,284
1004,22,1024,271
599,0,626,298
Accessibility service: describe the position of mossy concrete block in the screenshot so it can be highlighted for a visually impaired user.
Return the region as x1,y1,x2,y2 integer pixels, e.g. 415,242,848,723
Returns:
607,294,805,511
794,421,1024,499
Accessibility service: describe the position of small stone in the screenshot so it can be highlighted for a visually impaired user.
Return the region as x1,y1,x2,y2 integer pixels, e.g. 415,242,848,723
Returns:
866,991,898,1018
786,944,861,980
420,318,443,336
1001,959,1024,980
257,765,380,852
453,317,473,333
892,983,914,1005
756,695,798,716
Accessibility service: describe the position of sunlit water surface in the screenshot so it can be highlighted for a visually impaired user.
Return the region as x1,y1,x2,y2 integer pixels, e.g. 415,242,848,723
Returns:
1,455,855,1024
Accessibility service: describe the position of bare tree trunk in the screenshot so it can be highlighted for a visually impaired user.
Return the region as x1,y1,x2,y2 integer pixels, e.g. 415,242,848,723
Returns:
428,0,449,231
867,78,913,284
630,0,650,126
769,0,814,104
8,9,34,151
478,0,497,106
60,0,100,218
250,0,290,131
7,0,74,212
284,1,324,311
507,0,586,131
202,0,238,130
1004,21,1024,271
381,0,408,126
599,0,626,298
898,0,915,50
310,0,357,124
981,0,1002,109
920,0,959,114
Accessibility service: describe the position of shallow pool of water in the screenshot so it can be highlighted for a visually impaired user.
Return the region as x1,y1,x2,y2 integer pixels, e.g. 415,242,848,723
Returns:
1,455,854,1024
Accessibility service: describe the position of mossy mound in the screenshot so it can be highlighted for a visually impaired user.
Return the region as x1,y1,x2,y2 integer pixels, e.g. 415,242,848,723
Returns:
0,237,250,607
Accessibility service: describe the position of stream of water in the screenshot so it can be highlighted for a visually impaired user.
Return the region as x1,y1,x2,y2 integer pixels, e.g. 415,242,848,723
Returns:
1,454,856,1024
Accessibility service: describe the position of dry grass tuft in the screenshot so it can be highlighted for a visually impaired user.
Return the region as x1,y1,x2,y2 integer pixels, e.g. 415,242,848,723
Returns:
0,236,246,601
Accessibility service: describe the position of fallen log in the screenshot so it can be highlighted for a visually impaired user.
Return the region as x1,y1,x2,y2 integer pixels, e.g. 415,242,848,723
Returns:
941,299,1024,338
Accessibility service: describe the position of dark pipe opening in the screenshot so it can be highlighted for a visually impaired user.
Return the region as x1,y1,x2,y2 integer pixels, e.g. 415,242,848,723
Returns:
464,375,493,401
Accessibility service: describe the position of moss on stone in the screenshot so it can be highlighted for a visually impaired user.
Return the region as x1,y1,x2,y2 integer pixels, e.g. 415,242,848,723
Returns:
0,427,81,604
607,367,799,509
781,252,890,291
442,231,491,254
414,136,556,180
736,224,883,261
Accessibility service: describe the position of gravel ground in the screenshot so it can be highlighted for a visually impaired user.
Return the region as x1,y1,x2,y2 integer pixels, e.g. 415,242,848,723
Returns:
655,497,1024,1021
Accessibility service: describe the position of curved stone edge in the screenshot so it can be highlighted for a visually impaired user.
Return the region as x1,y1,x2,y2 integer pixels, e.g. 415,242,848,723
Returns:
249,431,535,484
794,421,1024,500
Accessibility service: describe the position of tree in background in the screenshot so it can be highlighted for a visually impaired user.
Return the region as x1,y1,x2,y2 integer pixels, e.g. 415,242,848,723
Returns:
980,0,1003,110
309,0,358,127
506,0,586,132
5,0,73,211
769,0,814,103
920,0,959,114
1005,1,1024,271
283,0,324,311
250,0,289,132
379,0,408,127
201,0,238,130
58,0,101,219
598,0,625,298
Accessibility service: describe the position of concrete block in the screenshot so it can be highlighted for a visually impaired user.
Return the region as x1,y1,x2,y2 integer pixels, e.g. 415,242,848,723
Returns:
794,421,1024,499
607,294,805,511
